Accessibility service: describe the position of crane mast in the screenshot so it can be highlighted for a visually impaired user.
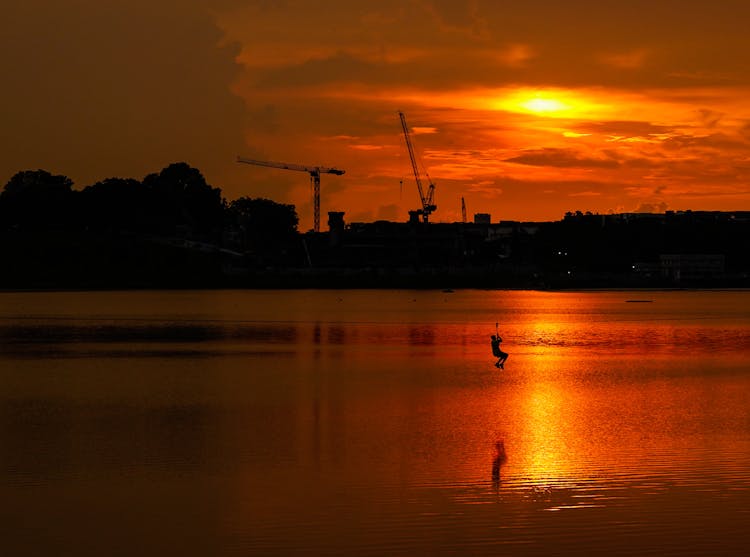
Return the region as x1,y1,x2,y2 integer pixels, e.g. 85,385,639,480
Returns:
236,156,344,233
398,111,436,223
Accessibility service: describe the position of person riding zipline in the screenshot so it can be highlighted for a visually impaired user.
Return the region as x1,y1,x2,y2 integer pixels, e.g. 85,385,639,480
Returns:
491,333,508,369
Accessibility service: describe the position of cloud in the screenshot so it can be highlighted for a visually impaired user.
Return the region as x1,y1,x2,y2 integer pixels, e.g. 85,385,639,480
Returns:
422,0,490,39
349,144,385,151
222,0,750,98
573,120,673,138
599,49,650,69
696,108,724,128
252,52,381,90
661,133,748,151
246,104,282,134
505,148,620,169
569,191,602,197
0,0,247,191
497,43,535,67
634,201,669,213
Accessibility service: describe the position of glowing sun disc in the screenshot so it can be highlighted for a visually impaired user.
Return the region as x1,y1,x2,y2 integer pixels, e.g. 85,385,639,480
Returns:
522,97,568,113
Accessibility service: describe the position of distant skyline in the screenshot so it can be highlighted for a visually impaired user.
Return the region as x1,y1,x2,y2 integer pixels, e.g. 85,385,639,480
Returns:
3,1,750,229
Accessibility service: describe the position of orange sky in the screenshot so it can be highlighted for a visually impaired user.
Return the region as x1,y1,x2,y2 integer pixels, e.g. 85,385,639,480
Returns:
3,1,750,229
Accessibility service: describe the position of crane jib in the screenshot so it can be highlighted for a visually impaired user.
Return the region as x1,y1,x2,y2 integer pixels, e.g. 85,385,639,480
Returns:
398,112,437,222
236,157,344,176
236,155,345,233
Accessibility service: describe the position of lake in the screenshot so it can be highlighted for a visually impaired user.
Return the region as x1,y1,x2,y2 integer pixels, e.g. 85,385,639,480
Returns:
1,289,749,556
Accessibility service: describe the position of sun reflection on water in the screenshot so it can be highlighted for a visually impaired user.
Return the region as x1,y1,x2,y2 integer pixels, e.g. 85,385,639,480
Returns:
513,365,576,490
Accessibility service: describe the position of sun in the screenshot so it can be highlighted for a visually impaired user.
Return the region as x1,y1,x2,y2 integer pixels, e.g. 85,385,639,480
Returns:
481,88,617,119
486,89,583,117
521,97,569,114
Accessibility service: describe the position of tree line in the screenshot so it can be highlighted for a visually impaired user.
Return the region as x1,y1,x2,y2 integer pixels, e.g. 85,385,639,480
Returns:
0,162,300,287
0,162,298,244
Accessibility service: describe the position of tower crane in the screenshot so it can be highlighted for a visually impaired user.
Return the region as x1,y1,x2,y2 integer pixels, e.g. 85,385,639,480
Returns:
236,156,345,233
398,111,437,223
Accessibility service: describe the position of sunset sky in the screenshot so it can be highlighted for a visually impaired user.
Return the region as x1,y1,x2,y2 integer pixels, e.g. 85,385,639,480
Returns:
3,0,750,229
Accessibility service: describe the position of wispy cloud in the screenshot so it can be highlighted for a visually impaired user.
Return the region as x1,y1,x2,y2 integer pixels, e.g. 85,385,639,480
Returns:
505,148,620,169
599,49,650,70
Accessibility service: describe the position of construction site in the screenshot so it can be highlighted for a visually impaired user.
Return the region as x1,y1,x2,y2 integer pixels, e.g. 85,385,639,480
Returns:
231,111,539,286
236,111,438,233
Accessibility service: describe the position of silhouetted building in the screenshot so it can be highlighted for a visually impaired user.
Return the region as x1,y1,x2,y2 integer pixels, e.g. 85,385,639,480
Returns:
474,213,491,225
660,254,725,283
328,211,345,247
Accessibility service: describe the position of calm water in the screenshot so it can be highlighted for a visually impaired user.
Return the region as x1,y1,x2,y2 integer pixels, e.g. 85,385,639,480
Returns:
1,289,749,556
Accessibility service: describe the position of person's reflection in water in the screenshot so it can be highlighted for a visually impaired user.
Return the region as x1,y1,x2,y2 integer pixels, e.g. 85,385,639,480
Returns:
312,323,322,359
492,440,507,486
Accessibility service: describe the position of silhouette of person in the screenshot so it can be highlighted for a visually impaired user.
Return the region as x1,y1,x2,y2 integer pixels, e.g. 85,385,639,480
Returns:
492,440,507,484
491,335,508,368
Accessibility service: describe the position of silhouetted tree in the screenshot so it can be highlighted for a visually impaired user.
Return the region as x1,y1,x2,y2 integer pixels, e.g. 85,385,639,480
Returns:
228,197,298,253
80,177,144,232
142,162,224,236
0,170,74,230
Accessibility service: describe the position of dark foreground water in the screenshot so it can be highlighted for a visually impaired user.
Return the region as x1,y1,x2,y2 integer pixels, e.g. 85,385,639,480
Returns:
1,289,749,556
